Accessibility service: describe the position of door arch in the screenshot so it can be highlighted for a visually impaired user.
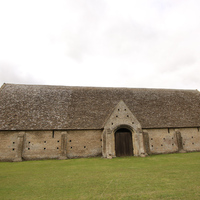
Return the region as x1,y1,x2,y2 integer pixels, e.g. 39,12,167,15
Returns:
115,128,133,157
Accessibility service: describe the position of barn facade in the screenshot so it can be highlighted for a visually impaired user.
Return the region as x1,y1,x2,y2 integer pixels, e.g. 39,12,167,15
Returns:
0,83,200,161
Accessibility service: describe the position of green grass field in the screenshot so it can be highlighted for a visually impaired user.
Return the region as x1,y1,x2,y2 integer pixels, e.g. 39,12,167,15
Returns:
0,152,200,200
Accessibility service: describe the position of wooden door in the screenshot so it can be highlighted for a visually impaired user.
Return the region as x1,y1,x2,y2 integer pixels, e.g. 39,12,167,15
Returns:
115,129,133,157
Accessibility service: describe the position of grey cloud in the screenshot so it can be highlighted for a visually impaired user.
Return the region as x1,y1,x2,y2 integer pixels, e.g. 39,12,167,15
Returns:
160,57,197,73
0,62,43,86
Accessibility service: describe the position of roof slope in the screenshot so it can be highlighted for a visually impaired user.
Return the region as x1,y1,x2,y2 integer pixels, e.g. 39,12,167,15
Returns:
1,84,200,130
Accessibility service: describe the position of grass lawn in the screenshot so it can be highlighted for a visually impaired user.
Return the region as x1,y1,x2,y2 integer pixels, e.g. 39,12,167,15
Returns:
0,152,200,200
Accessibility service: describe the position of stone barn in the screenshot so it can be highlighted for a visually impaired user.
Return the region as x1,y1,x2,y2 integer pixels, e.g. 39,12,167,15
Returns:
0,83,200,161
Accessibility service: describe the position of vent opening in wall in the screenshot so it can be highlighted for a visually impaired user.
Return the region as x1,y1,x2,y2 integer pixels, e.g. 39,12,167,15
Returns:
44,148,46,150
57,140,59,143
57,147,59,149
28,148,30,150
84,146,86,148
12,148,15,151
13,142,15,144
69,140,71,142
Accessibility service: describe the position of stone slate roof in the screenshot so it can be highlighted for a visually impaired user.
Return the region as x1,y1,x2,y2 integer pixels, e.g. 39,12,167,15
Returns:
1,83,200,130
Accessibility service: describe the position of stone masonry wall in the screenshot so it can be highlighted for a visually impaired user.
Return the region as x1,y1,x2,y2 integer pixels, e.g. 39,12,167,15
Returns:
23,131,61,160
146,128,179,154
0,128,200,161
66,130,102,158
180,128,200,152
0,130,102,161
0,131,19,161
145,128,200,154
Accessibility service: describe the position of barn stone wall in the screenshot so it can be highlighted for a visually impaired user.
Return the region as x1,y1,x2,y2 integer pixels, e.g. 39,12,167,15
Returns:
66,130,102,158
0,127,200,161
144,128,200,154
23,131,62,160
0,131,19,161
144,128,179,154
180,128,200,152
0,130,102,161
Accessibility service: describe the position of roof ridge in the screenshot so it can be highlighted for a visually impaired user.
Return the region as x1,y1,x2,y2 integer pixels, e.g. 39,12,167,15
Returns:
0,83,7,93
0,83,198,92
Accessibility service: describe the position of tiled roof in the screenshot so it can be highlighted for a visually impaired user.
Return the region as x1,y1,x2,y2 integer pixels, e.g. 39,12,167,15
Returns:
0,83,200,130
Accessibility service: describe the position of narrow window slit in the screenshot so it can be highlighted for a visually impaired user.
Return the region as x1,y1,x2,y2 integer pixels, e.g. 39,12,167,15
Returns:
52,130,55,138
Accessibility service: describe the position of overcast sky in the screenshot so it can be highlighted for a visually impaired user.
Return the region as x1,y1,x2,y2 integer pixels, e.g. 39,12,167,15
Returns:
0,0,200,90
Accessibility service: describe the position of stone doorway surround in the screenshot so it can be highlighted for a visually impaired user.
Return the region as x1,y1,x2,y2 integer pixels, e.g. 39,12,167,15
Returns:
102,100,147,158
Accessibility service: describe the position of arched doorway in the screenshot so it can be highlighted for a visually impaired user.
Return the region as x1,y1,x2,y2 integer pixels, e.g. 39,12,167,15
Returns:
115,128,133,157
